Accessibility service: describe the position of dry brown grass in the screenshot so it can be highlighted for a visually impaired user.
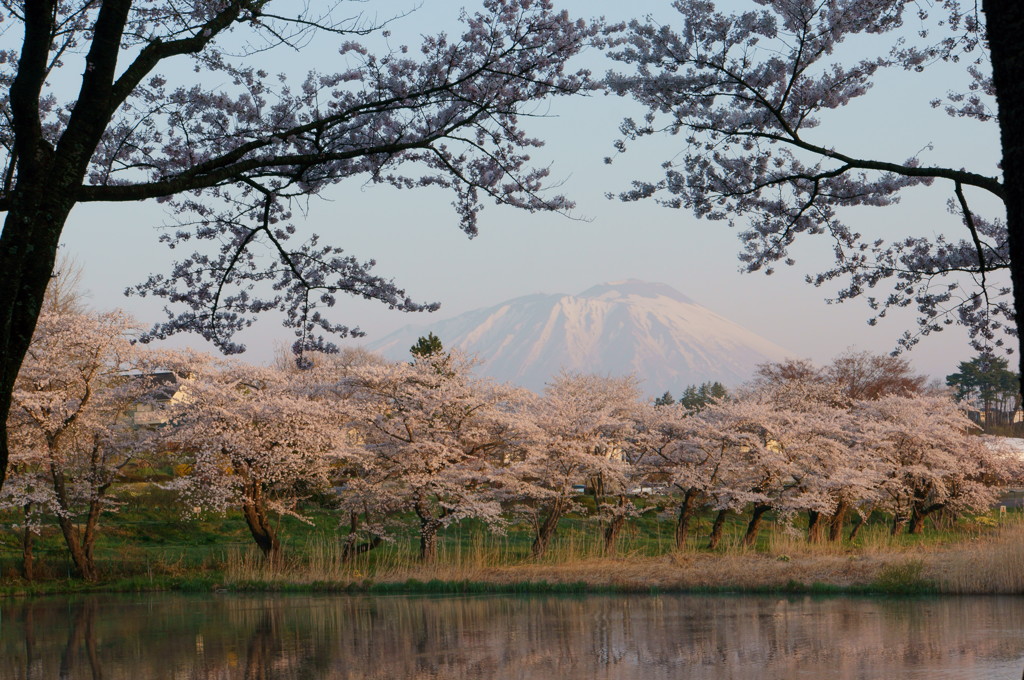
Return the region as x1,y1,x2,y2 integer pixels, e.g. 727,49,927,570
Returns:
222,518,1024,594
932,519,1024,594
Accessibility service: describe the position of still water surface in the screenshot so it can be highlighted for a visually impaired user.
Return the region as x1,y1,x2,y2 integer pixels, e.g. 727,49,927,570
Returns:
2,593,1024,679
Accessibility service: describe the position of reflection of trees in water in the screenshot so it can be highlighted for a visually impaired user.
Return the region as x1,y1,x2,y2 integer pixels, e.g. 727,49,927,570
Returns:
2,594,1024,679
58,600,103,680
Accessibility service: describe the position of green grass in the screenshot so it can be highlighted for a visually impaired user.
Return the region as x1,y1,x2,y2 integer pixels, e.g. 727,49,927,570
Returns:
870,560,938,595
0,482,1016,596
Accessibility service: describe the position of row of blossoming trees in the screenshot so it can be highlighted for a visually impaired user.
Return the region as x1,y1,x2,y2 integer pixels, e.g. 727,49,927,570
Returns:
3,308,1022,579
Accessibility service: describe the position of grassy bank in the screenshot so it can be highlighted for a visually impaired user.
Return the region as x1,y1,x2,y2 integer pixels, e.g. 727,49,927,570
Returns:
210,518,1024,596
4,490,1024,596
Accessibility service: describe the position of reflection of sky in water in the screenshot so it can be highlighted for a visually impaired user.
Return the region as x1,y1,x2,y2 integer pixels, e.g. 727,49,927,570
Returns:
2,594,1024,679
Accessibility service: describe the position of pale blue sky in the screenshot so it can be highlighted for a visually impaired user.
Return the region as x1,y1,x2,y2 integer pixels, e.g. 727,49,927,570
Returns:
55,0,1003,381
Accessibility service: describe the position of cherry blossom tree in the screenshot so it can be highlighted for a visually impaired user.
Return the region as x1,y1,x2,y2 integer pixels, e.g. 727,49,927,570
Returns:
633,401,724,549
1,309,164,580
686,391,853,547
750,353,922,539
0,0,598,492
516,372,641,557
163,361,344,559
853,393,1017,535
604,2,1024,364
340,352,531,562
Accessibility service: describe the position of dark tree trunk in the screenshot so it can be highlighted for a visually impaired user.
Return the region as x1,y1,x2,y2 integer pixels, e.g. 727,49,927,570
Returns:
341,512,381,562
418,520,441,563
0,203,71,495
829,500,850,543
50,463,104,581
532,496,565,558
241,485,280,559
602,494,628,556
807,510,824,543
674,488,700,550
344,535,382,561
891,514,907,536
984,2,1024,387
414,495,443,563
908,503,944,535
742,504,771,547
908,511,927,535
707,509,729,550
54,515,96,581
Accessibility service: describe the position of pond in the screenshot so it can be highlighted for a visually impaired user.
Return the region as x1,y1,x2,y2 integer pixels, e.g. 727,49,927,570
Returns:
2,592,1023,678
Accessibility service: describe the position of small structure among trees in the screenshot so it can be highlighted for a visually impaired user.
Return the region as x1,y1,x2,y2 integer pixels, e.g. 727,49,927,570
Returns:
947,354,1023,432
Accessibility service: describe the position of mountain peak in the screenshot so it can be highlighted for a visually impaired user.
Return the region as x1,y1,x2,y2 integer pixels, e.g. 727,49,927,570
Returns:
578,280,695,305
367,282,792,395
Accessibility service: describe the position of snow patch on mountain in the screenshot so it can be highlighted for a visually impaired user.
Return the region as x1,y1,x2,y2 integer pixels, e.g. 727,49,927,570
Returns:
367,280,794,395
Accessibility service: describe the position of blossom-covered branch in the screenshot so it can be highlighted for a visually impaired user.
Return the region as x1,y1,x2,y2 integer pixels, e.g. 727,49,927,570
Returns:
0,0,597,491
604,0,1009,352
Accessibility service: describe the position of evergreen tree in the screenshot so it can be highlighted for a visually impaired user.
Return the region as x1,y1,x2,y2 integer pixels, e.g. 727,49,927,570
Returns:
653,391,676,407
947,354,1021,430
678,382,728,413
410,333,445,359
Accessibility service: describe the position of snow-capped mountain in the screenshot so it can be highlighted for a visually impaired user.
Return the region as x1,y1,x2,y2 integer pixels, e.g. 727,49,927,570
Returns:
367,280,794,395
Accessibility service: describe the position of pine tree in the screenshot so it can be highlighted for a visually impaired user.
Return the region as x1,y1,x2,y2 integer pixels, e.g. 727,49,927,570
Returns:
653,391,676,407
410,333,445,359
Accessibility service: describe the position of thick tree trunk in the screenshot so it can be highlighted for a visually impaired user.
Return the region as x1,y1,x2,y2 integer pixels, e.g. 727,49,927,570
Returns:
984,2,1024,386
414,496,443,563
602,494,628,556
0,203,72,494
742,504,771,547
241,486,280,559
532,496,565,558
418,520,442,563
707,509,729,550
54,516,97,581
807,510,824,543
50,463,102,581
829,500,850,543
908,511,927,535
890,514,907,536
908,503,943,535
674,488,700,550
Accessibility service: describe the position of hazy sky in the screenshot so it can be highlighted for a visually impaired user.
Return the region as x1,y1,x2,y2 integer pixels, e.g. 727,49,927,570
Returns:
54,0,1003,381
